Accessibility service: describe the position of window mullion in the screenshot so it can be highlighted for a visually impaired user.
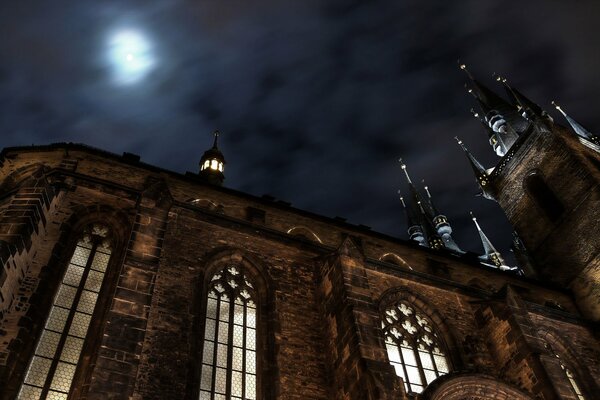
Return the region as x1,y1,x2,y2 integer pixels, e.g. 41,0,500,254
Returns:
39,240,99,399
210,294,221,400
226,290,235,398
397,339,411,393
242,301,247,400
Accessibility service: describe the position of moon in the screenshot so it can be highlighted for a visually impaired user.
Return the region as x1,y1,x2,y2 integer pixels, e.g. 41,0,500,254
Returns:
106,29,155,85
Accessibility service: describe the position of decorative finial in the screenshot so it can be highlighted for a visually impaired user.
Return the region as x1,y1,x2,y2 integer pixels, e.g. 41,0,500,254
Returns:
397,189,406,207
422,179,432,199
551,101,567,117
212,130,220,148
458,60,474,80
399,157,412,183
454,136,464,146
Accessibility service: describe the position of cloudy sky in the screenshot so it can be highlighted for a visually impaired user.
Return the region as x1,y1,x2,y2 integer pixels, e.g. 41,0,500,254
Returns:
1,0,599,259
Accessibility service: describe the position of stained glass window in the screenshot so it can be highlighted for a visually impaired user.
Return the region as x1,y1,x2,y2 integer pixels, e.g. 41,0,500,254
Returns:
18,224,113,400
381,301,450,394
199,265,257,400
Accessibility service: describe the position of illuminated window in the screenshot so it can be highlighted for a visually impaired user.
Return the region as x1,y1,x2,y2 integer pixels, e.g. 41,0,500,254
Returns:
382,301,450,394
547,344,586,400
18,224,113,400
202,160,210,171
199,265,257,400
210,159,219,170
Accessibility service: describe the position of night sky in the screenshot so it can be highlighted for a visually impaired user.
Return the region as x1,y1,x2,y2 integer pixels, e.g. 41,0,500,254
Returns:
1,1,599,259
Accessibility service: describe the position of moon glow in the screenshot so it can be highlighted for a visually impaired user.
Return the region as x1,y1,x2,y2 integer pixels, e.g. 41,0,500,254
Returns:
106,29,155,85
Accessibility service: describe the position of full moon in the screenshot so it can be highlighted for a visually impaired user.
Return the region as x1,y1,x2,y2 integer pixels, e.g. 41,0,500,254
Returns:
106,29,155,85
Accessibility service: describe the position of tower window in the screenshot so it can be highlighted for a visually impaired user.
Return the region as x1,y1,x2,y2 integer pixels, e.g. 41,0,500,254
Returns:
525,173,564,222
200,265,258,400
381,301,450,394
18,224,113,400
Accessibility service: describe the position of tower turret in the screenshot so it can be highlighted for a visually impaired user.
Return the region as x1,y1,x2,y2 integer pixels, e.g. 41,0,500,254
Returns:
460,64,524,155
553,101,600,151
398,189,426,246
455,137,495,201
422,181,463,253
470,212,512,271
199,130,226,186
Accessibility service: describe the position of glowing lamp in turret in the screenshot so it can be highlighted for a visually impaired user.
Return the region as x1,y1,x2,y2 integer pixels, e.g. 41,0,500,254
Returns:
199,130,226,186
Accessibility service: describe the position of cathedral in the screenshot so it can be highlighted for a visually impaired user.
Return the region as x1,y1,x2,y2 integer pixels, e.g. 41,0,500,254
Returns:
0,68,599,400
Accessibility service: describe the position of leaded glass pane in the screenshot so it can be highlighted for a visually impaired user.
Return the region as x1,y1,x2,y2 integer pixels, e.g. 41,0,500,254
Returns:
54,285,77,309
76,290,98,314
47,391,69,400
49,362,76,392
24,356,52,387
35,330,61,359
382,300,450,394
45,307,69,333
17,384,42,400
91,251,110,272
199,265,258,399
62,265,84,287
69,312,92,338
70,246,91,267
84,270,104,292
59,336,84,364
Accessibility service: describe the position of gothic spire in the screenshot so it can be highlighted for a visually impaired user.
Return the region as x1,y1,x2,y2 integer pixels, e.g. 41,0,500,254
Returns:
552,101,600,150
470,212,506,269
398,189,426,246
422,181,463,253
460,64,528,147
399,159,431,247
455,137,495,201
496,75,553,128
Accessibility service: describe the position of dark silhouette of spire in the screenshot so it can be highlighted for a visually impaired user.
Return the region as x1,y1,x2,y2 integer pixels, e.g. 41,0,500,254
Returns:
470,212,507,269
553,101,600,151
422,180,463,253
399,159,429,247
398,189,426,246
459,64,527,153
455,137,495,201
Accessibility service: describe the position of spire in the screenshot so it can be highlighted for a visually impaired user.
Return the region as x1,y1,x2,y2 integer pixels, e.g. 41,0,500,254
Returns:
496,75,543,119
399,159,429,247
199,130,226,186
422,180,464,253
460,63,528,143
470,212,506,269
455,137,495,201
398,189,426,246
552,101,600,150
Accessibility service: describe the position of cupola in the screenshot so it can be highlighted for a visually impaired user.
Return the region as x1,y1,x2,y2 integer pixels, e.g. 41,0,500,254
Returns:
199,130,226,186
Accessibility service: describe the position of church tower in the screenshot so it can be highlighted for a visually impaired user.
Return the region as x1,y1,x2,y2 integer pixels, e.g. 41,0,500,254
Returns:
459,66,600,320
199,130,226,186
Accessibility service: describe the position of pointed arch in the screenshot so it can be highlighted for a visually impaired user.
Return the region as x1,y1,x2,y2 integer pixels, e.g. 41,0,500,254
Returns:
286,226,323,243
421,372,534,400
378,253,412,270
377,287,461,394
537,328,595,399
191,248,274,400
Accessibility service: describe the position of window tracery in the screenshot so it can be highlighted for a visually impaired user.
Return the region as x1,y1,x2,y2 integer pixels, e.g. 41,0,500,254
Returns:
381,301,450,394
199,265,257,400
18,224,113,400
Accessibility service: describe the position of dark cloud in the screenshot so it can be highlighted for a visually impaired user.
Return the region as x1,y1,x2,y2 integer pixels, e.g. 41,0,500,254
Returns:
1,0,599,260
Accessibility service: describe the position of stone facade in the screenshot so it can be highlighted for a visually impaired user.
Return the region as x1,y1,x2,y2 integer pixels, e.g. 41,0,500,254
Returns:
0,141,598,400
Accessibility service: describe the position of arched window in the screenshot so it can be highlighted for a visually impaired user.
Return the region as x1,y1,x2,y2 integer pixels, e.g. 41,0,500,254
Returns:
546,344,586,400
524,172,564,222
199,265,258,400
18,224,114,400
382,301,450,394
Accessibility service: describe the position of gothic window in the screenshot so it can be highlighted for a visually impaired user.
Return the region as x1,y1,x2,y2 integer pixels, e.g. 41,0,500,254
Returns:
546,344,586,400
382,301,450,394
525,173,564,222
18,224,113,400
199,265,258,400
